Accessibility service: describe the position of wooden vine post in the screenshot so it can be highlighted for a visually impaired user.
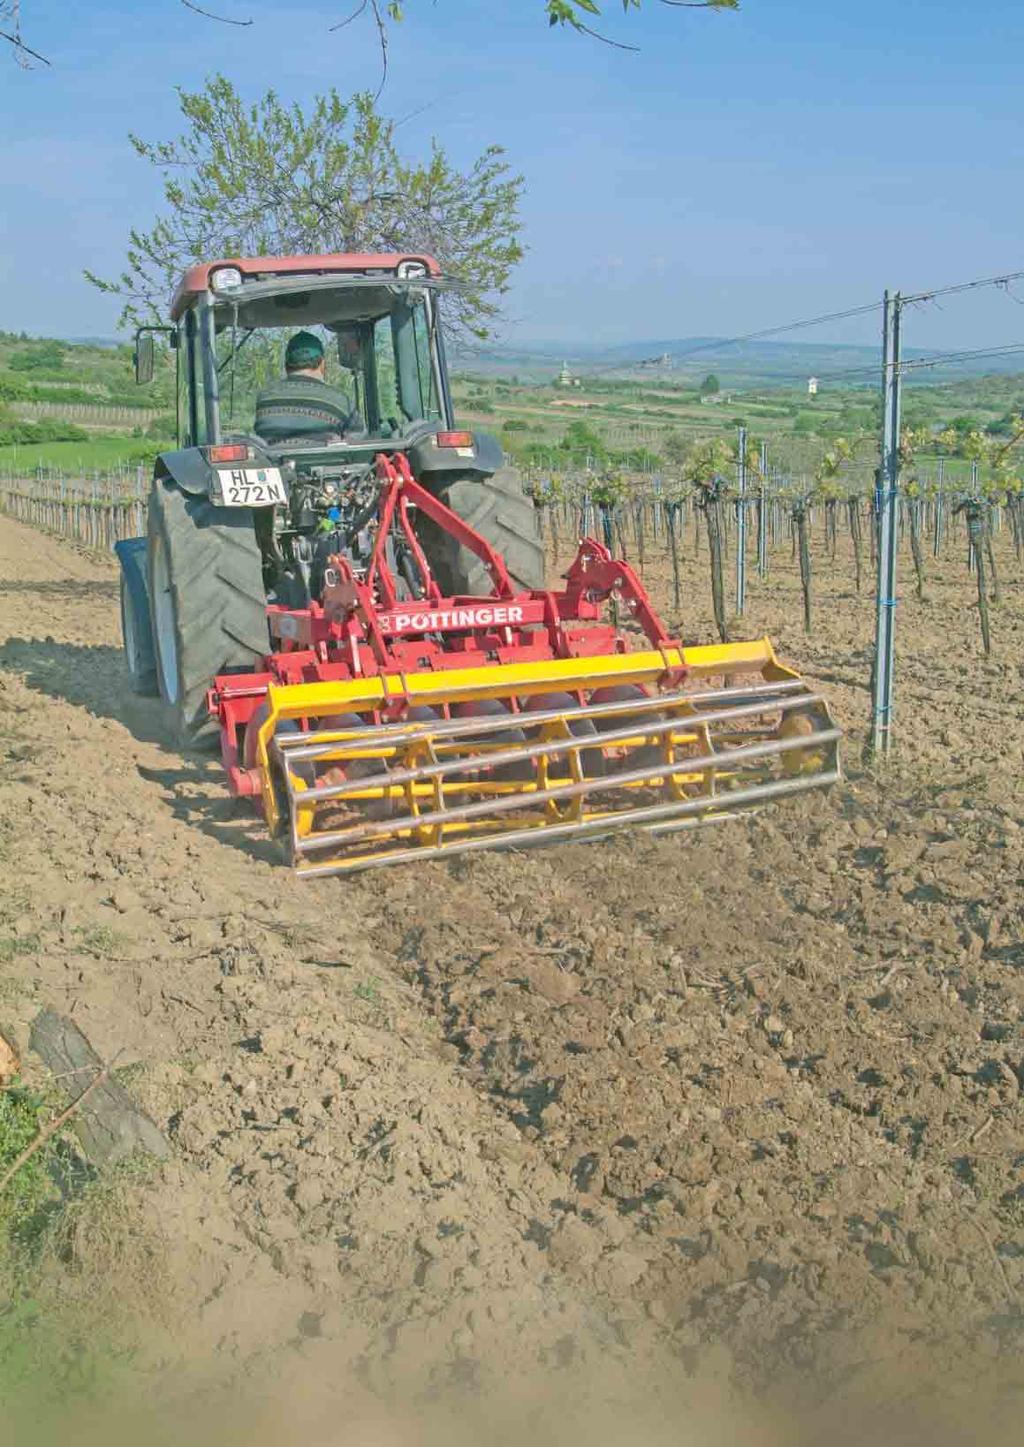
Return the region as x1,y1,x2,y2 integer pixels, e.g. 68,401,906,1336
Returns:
848,494,864,593
955,498,992,655
689,440,734,644
791,495,813,632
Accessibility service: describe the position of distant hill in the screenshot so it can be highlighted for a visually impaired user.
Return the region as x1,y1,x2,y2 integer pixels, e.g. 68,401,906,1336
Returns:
451,335,1023,389
67,336,121,349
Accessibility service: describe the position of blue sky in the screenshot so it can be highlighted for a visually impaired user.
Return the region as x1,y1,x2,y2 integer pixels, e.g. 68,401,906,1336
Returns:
2,0,1024,349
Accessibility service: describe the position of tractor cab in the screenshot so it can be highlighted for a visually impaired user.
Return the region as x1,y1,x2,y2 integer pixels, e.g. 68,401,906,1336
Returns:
134,252,505,608
136,252,485,472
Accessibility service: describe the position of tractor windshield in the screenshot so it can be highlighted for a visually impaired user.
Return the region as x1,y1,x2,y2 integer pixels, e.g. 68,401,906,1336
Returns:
188,274,452,449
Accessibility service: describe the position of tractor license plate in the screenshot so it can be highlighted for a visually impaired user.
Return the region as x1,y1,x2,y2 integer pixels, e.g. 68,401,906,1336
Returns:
217,467,287,507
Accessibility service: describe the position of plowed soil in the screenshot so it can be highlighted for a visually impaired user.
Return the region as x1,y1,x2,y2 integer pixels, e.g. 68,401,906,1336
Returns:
1,511,1022,1441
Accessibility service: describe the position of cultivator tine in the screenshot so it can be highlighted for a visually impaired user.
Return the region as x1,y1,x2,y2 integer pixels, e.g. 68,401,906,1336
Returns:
250,640,841,877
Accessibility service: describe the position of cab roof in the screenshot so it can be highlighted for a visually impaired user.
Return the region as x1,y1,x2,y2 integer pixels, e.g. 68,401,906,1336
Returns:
169,252,442,322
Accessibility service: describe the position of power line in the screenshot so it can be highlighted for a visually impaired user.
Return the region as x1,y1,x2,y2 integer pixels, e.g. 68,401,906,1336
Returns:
568,266,1024,388
899,341,1024,374
716,339,1024,392
671,300,882,359
902,269,1024,307
582,298,882,378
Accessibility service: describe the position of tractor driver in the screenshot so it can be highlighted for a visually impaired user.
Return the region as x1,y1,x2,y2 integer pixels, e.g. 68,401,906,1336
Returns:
253,330,359,446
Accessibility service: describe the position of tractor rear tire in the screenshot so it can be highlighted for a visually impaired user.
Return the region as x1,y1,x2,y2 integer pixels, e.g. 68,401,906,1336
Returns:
147,478,269,748
418,467,545,595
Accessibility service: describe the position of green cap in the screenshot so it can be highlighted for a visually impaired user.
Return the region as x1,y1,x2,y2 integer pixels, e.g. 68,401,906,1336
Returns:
285,330,324,370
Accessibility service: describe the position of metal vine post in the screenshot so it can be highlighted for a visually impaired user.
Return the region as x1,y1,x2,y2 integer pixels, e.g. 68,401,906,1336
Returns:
870,289,903,758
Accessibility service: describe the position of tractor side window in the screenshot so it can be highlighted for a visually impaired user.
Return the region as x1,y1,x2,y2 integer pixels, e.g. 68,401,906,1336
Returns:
181,311,201,447
174,329,189,447
409,299,442,423
372,315,400,431
389,296,442,427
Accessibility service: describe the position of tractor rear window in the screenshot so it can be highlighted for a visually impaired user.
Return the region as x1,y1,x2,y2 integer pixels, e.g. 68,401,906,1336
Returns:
207,292,443,444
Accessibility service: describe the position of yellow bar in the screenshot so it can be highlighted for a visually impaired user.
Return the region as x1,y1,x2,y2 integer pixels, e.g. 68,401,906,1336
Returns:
679,638,777,676
265,649,681,723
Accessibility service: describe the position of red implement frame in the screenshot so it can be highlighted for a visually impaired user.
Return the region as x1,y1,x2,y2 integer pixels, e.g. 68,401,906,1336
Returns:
207,451,683,797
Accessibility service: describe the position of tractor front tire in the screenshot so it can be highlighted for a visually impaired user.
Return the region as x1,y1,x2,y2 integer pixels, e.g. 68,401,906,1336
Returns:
418,467,545,596
147,478,268,747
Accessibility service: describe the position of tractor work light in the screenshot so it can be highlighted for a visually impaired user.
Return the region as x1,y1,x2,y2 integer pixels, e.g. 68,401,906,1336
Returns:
206,443,250,463
435,431,474,449
210,267,244,293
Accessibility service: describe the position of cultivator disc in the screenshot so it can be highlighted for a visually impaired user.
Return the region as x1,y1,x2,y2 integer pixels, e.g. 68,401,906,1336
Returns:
250,639,840,877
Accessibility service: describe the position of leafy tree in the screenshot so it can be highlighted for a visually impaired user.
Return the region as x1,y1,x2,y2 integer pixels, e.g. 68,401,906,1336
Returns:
559,419,607,459
86,77,523,345
661,430,690,470
699,373,720,396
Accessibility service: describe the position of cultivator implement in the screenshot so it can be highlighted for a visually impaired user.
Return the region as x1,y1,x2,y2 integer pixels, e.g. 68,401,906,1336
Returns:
200,450,840,876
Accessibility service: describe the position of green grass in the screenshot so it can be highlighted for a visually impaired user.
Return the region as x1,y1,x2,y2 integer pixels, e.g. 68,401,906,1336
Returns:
0,437,159,474
74,925,124,958
0,1075,163,1418
0,935,40,964
0,1083,61,1242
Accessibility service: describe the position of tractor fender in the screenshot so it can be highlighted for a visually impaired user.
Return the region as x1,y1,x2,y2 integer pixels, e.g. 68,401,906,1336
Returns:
114,535,152,617
154,447,219,499
406,429,504,485
114,535,158,692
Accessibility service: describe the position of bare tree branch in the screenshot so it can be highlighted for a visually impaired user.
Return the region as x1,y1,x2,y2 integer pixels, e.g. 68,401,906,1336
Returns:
0,26,47,63
370,0,389,99
1,0,50,66
328,0,369,31
328,0,387,97
574,21,639,50
179,0,253,25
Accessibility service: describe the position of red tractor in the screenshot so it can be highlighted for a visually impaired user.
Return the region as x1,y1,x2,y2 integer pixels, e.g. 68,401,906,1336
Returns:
120,252,839,876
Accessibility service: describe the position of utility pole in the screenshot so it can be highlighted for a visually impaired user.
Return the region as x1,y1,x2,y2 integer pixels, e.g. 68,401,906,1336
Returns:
736,425,747,614
870,290,902,758
757,440,768,578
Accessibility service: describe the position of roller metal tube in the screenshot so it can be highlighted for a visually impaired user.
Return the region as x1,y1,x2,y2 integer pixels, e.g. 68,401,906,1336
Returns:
293,768,842,877
276,677,814,765
293,726,841,856
290,685,833,810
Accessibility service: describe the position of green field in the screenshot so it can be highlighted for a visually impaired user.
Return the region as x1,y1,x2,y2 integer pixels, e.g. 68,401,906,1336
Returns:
0,436,158,474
